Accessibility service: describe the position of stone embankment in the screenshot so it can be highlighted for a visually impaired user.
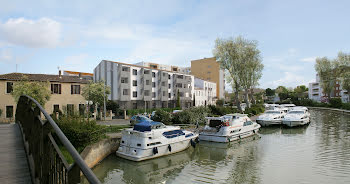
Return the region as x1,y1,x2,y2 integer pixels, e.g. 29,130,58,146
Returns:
307,106,350,114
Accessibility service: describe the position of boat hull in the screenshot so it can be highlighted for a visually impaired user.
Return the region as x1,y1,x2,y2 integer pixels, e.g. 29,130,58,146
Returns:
256,119,282,126
282,118,310,127
116,136,198,161
199,126,260,143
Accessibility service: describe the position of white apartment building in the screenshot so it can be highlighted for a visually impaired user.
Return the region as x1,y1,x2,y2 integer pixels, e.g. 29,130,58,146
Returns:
134,62,191,74
94,60,194,109
194,78,217,106
309,74,349,103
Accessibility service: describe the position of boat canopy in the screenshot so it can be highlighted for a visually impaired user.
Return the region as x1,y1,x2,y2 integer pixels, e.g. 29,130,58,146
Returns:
133,121,165,132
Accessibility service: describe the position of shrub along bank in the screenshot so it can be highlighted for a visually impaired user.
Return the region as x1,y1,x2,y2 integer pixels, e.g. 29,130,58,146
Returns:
151,104,265,125
292,98,350,110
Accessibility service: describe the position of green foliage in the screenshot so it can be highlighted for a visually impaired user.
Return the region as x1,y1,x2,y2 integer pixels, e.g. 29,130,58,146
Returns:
106,100,120,114
265,88,275,96
244,104,265,117
342,103,350,110
315,57,336,98
126,107,180,116
329,98,342,108
216,99,224,106
152,110,172,125
104,125,131,133
55,116,106,149
176,89,180,108
59,146,74,164
11,76,51,106
172,106,211,124
82,81,111,107
208,105,239,116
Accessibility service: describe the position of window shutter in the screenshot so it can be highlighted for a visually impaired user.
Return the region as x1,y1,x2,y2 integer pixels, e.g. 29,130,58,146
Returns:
59,84,61,94
51,84,53,94
71,85,73,94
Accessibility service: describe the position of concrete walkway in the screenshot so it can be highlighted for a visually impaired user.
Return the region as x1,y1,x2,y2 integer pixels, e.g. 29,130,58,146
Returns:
97,119,130,126
0,124,32,183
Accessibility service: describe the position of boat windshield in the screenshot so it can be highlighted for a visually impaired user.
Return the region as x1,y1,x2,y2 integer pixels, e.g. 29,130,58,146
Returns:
266,111,280,114
288,111,304,114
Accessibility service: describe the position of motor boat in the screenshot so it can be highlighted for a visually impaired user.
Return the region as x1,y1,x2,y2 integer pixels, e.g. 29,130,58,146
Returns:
199,113,261,143
282,107,311,127
116,121,198,161
256,110,286,126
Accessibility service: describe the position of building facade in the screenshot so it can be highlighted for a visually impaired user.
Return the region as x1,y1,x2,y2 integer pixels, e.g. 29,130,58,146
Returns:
134,62,191,74
190,57,225,100
308,74,349,103
0,72,89,123
193,78,217,106
94,60,194,109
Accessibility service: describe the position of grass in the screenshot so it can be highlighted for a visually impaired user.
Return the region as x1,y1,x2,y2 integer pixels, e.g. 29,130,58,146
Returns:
104,125,131,133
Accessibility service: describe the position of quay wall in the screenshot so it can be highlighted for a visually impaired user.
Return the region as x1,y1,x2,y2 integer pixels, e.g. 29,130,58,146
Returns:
307,106,350,114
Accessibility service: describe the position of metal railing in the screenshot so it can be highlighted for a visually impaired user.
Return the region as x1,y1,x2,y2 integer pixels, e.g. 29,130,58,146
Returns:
16,95,101,184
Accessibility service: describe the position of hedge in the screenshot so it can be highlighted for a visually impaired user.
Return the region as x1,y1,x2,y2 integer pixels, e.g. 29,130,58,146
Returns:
126,107,180,116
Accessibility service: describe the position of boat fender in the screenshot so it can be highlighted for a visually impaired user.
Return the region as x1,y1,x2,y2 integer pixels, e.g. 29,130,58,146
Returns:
153,147,158,155
238,135,241,139
253,130,256,134
195,137,199,143
168,144,172,152
190,139,196,148
228,137,231,142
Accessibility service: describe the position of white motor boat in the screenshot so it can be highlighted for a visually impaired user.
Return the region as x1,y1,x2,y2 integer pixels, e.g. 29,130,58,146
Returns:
282,107,311,127
116,121,198,161
199,113,261,143
256,110,286,126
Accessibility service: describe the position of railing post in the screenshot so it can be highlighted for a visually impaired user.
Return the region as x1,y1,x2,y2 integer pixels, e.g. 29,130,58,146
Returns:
41,122,52,184
68,163,81,184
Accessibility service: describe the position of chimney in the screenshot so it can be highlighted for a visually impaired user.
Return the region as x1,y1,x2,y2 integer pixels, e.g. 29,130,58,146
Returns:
59,70,62,77
78,72,82,79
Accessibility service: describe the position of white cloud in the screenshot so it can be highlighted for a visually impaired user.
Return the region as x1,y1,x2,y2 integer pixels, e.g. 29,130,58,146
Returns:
287,48,298,56
0,17,61,48
300,56,317,63
263,72,310,89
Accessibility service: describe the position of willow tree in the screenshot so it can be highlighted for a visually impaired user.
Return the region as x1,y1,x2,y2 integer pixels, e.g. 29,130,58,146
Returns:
213,36,263,110
315,57,335,100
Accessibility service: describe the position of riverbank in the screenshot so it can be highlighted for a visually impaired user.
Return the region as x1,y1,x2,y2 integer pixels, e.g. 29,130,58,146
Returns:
307,106,350,114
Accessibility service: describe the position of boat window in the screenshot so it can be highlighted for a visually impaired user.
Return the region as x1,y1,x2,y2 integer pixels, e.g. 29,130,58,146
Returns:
289,111,304,114
148,142,161,146
185,133,194,137
137,144,141,147
163,130,185,138
209,120,222,127
148,137,152,139
243,121,253,126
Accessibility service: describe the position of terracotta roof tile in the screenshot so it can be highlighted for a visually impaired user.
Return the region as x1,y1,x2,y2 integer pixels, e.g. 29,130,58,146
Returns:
0,73,90,84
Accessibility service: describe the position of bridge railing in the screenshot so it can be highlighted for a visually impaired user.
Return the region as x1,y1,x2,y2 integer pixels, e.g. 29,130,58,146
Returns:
16,95,101,184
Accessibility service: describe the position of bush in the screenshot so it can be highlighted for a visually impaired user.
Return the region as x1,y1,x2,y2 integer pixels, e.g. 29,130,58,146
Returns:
0,109,2,117
329,98,342,108
127,107,180,116
55,116,106,151
244,104,265,117
152,110,172,125
106,100,120,114
172,106,211,125
341,103,350,110
208,105,238,116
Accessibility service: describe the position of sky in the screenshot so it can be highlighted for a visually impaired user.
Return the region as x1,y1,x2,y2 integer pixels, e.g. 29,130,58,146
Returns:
0,0,349,91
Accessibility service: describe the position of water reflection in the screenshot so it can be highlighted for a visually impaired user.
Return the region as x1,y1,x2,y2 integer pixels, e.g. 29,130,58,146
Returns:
92,110,350,184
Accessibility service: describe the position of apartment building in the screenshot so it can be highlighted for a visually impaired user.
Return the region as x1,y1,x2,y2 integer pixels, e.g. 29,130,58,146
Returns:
190,57,225,100
94,60,194,109
308,74,349,102
134,62,191,74
0,72,89,123
194,78,217,106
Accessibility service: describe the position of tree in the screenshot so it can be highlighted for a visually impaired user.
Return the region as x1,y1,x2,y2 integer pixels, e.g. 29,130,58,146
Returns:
106,100,119,114
335,52,350,101
216,99,224,106
82,81,111,119
294,85,308,99
214,36,263,111
176,89,180,108
11,76,51,106
315,57,335,100
265,88,275,96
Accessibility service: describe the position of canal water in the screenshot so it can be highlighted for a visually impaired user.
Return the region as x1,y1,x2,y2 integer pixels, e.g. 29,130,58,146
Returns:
91,109,350,184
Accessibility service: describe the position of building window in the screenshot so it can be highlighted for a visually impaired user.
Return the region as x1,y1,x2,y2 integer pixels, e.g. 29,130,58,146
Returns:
168,93,171,98
152,92,156,98
51,84,61,94
133,91,137,97
6,106,13,118
146,80,150,85
144,70,150,74
121,78,128,83
152,72,156,78
133,69,137,75
123,89,129,95
163,73,166,77
6,82,13,94
145,90,150,96
177,75,183,79
71,85,80,94
122,67,129,71
67,104,74,116
79,104,85,116
168,84,171,89
168,75,171,79
133,80,137,86
162,81,165,87
163,91,166,96
152,82,156,88
53,104,60,113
